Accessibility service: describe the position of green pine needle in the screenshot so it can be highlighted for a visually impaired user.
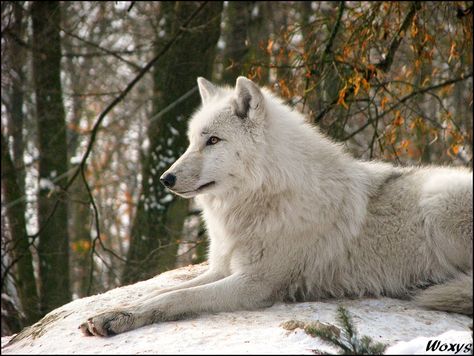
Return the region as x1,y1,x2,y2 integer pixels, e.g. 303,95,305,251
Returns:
305,306,388,355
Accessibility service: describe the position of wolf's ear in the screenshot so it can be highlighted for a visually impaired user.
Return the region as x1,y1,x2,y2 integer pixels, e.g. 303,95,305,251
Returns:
232,76,265,120
197,77,217,105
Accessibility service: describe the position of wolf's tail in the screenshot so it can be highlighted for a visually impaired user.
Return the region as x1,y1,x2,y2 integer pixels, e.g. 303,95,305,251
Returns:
414,271,473,315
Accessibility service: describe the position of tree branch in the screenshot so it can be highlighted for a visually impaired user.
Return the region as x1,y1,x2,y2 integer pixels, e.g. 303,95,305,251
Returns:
376,2,422,72
323,1,345,58
341,72,473,140
372,72,474,129
314,2,422,123
65,1,209,192
60,27,142,70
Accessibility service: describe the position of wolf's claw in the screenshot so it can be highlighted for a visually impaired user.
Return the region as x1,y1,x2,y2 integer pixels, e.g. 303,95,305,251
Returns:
79,310,135,337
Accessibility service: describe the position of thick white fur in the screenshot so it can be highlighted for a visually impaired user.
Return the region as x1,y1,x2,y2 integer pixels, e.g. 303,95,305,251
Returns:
80,77,473,337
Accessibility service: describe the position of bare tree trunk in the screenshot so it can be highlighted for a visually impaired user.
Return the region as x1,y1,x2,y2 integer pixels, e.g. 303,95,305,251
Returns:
1,1,40,329
7,2,26,197
31,1,71,314
221,1,254,84
123,1,223,284
1,135,40,326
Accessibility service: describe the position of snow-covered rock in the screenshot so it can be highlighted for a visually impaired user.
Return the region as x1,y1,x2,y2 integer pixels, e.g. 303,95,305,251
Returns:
1,263,471,354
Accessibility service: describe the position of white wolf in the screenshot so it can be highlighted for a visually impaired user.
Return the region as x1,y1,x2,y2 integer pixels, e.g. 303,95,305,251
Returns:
80,77,473,336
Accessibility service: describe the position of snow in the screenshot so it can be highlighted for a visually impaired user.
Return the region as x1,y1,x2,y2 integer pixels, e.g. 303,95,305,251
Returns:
169,126,179,136
38,178,55,191
70,155,82,164
159,194,173,204
1,263,471,355
141,138,150,152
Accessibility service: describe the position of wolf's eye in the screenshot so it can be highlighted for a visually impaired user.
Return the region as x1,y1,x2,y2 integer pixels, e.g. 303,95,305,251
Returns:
206,136,221,146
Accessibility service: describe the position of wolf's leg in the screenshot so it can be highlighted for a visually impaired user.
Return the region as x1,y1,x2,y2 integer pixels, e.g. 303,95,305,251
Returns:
80,273,274,336
132,269,225,304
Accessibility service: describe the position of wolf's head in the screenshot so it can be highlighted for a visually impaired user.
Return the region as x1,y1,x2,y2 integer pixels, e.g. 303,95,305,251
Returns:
160,76,267,198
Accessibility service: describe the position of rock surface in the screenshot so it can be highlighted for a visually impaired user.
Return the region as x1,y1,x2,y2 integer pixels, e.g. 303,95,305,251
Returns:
1,263,471,354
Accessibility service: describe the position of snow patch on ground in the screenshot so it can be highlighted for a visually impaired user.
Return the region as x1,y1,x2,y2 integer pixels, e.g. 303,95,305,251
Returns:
1,263,471,354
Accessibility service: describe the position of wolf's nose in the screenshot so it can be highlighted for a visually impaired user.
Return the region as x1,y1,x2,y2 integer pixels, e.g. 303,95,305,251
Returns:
160,173,176,188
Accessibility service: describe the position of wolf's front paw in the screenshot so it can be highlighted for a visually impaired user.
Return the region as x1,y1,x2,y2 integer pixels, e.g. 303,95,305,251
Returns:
79,310,135,337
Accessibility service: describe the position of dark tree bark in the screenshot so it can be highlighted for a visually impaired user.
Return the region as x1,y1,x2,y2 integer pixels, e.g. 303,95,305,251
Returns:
1,135,40,327
7,2,26,197
221,1,254,84
31,1,71,314
123,1,223,284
